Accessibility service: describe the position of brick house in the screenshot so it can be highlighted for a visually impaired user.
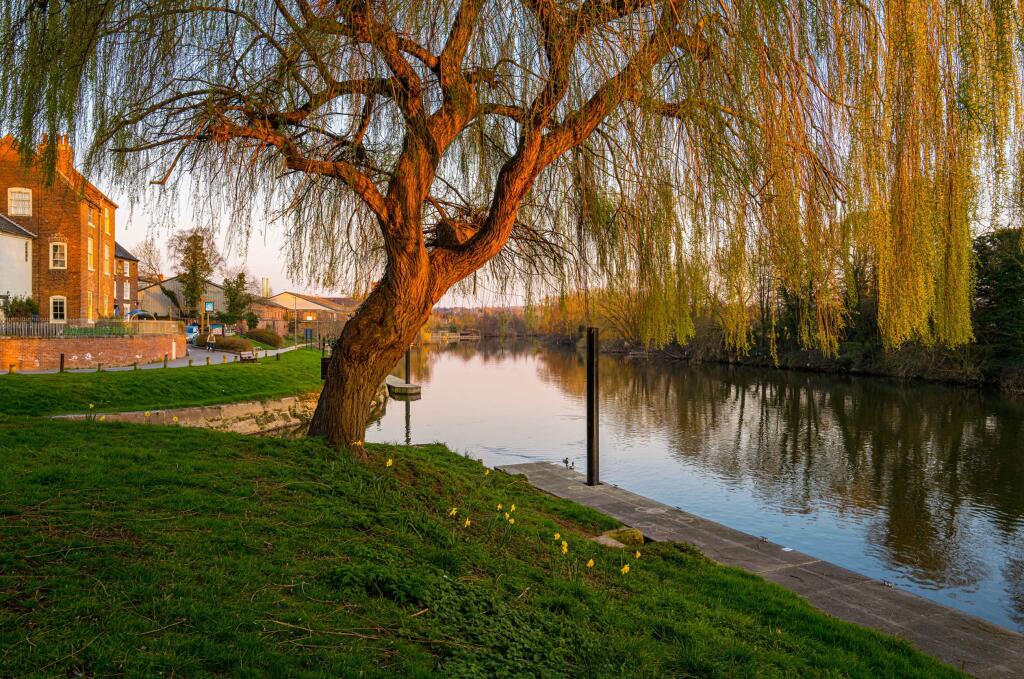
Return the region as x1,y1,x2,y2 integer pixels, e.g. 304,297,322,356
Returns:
0,134,128,323
114,242,140,316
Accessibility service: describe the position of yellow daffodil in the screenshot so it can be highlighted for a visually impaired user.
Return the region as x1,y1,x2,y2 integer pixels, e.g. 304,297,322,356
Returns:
508,517,515,525
88,403,95,409
144,411,151,417
635,550,641,559
586,559,595,568
173,416,179,423
553,532,561,541
510,503,516,512
464,518,471,528
504,512,510,520
620,564,630,575
497,503,503,511
449,507,458,517
98,415,106,422
560,541,568,555
484,468,491,476
386,458,394,468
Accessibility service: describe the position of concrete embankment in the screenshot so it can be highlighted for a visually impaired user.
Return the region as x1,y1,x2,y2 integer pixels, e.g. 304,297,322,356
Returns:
54,384,387,435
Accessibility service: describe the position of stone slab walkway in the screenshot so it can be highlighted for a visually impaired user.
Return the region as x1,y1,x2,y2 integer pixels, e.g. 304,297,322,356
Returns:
497,462,1024,679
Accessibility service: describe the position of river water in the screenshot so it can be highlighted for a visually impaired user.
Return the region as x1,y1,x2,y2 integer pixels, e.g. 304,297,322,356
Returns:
366,340,1024,632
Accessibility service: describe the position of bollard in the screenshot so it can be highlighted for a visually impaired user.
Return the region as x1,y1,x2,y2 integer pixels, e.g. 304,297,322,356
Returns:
206,356,211,366
188,359,193,367
133,362,138,370
586,326,600,486
222,355,227,364
276,352,280,361
405,348,412,383
97,363,103,372
8,364,15,374
163,353,169,368
59,353,65,373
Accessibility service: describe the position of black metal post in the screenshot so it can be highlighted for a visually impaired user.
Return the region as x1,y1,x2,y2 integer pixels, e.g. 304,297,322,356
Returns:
405,348,412,384
586,326,600,485
59,353,65,373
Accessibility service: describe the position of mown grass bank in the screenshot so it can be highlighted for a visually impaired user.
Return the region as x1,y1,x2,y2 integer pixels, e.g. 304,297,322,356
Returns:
0,418,960,677
0,349,321,416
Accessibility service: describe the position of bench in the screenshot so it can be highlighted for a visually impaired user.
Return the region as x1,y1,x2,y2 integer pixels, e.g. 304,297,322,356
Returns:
239,351,258,363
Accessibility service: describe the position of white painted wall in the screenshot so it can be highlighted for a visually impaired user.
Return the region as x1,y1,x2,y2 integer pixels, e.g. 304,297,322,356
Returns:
0,232,32,301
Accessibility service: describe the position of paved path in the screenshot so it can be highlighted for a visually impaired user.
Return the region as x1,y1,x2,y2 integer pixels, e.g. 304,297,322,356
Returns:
15,344,301,374
498,462,1024,679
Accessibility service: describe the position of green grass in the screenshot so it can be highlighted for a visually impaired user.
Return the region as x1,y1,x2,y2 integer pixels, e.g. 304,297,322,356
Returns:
0,419,962,678
0,349,322,416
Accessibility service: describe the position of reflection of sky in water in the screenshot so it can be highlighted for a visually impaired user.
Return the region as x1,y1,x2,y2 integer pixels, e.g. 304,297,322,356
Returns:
367,342,1024,632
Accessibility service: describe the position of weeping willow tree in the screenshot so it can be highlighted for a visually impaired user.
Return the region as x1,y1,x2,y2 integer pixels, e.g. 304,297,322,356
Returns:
1,0,1021,447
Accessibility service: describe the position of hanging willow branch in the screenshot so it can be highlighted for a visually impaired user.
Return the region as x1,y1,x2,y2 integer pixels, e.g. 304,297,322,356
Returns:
1,0,1021,355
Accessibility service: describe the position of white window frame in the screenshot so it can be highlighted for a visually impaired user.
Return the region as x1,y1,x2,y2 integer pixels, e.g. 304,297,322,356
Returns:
102,294,109,316
49,242,67,269
124,281,131,300
87,237,94,270
103,207,110,234
88,206,97,228
123,301,131,315
50,296,66,323
7,188,32,217
123,260,130,276
104,244,111,275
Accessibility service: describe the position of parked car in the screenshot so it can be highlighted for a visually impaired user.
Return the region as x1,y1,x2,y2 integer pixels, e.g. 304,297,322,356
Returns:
126,310,156,321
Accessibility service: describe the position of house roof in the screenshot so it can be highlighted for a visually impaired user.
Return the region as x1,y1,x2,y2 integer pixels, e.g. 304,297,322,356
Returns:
0,134,119,209
138,274,225,293
0,213,36,239
114,241,139,262
252,297,288,309
270,291,359,314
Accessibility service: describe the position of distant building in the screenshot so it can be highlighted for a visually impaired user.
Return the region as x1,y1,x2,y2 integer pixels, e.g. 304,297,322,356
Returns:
139,274,293,332
0,214,35,306
113,242,139,316
250,297,288,333
0,134,119,322
269,292,359,323
138,275,227,319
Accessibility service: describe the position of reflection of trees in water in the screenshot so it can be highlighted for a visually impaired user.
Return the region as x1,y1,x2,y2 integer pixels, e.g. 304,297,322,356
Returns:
534,347,1024,603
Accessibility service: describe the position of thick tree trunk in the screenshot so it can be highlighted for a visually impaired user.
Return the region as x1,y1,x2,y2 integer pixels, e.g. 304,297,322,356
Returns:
308,276,431,449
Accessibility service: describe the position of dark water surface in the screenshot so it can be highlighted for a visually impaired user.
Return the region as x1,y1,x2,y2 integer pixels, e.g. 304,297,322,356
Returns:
367,341,1024,631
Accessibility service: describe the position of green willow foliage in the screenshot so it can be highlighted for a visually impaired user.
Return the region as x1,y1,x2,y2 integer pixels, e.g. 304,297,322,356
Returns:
1,0,1022,354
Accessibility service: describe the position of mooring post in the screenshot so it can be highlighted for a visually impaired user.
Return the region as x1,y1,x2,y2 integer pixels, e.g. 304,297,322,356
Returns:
59,353,65,373
586,326,600,486
163,353,168,368
405,348,412,384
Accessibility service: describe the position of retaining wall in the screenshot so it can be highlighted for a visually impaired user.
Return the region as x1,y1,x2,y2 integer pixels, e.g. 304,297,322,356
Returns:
0,333,186,372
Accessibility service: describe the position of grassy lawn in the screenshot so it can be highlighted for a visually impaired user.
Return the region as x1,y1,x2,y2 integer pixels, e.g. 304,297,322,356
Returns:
0,418,961,677
0,349,322,416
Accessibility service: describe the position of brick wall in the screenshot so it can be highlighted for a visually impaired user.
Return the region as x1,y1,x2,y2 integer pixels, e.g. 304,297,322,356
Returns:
0,333,186,372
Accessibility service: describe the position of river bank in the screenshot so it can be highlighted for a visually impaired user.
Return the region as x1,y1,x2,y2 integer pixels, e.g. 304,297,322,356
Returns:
552,333,1024,393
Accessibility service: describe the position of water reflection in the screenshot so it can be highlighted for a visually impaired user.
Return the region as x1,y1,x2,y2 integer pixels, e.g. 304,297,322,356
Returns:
368,340,1024,630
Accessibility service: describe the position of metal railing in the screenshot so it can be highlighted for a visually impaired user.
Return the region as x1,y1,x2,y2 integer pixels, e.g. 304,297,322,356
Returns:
0,319,184,338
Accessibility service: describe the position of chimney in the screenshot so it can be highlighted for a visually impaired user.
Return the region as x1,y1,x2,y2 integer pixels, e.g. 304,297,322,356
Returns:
56,135,74,175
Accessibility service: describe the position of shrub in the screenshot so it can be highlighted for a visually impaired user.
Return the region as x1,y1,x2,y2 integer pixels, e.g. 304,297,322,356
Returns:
245,327,284,348
1,296,39,319
209,335,253,353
